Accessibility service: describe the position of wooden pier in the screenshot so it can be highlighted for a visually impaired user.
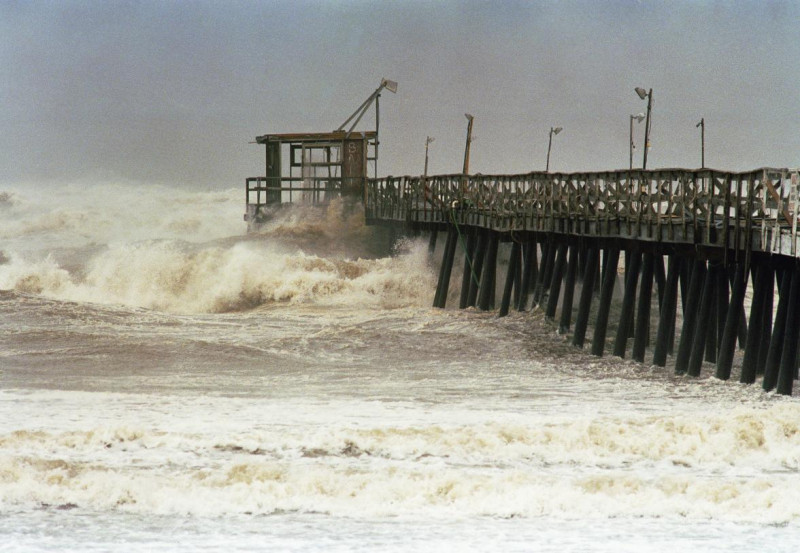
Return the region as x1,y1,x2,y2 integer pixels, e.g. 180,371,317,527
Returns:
361,168,800,395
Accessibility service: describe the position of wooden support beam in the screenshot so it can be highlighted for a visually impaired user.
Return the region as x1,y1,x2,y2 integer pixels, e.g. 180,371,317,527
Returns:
559,243,580,333
572,245,599,348
613,249,642,358
777,265,800,395
433,226,458,309
632,252,655,362
675,259,706,375
545,242,569,320
591,247,620,357
499,241,521,317
716,262,747,380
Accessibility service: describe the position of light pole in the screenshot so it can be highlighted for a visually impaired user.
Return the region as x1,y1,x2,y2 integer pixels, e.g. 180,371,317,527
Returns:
629,113,645,170
546,126,563,173
635,87,653,169
424,136,435,177
696,118,705,168
462,114,474,175
461,114,474,193
337,78,398,178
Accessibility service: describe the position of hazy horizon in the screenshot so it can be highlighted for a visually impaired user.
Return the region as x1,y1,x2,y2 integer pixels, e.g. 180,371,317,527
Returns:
2,1,799,188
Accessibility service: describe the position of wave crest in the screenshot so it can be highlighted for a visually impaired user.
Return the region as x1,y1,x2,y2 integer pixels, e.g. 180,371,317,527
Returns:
0,237,437,313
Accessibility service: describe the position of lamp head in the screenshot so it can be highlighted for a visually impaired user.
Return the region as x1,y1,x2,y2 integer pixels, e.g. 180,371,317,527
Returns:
696,119,703,128
426,136,435,144
465,113,474,122
552,126,563,135
381,78,398,93
633,113,645,123
635,87,648,100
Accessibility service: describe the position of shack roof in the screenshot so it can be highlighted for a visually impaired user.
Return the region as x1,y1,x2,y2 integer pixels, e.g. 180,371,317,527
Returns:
255,131,377,144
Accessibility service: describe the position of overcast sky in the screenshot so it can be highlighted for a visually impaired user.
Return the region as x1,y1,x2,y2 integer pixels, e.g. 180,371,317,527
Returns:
2,1,799,188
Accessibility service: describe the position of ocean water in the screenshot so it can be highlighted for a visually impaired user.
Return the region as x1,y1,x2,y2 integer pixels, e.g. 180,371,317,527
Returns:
2,182,800,552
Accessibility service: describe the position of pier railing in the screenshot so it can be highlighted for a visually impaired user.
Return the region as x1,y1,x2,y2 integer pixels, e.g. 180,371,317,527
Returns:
246,176,343,207
365,168,800,257
245,175,344,228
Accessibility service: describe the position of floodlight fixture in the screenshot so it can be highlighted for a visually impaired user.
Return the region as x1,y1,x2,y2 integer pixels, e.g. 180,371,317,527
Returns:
381,78,398,94
424,136,435,177
634,87,654,169
546,126,563,172
339,77,399,135
634,113,645,123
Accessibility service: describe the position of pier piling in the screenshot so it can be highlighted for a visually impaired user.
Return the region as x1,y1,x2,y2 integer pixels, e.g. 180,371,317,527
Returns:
591,246,620,357
433,226,458,309
545,242,569,320
477,232,499,311
675,259,706,375
559,243,579,333
613,249,642,358
653,255,682,367
572,245,599,348
499,241,521,317
632,252,655,362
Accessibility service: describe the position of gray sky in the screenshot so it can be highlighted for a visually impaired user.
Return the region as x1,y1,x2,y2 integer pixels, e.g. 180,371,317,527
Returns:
2,0,799,188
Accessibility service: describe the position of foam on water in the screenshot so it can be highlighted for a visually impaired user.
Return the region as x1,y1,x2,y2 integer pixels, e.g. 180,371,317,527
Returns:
2,389,800,523
0,183,438,313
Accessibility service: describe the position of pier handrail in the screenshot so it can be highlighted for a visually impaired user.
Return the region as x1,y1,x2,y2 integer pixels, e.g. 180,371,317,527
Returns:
365,167,800,258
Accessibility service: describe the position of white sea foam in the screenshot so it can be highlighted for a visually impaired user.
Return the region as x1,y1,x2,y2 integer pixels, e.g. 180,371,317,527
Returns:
0,183,440,312
0,237,437,313
3,390,800,522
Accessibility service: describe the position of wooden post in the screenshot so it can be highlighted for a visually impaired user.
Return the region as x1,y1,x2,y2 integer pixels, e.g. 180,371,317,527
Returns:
545,241,569,320
703,263,719,364
517,240,538,311
613,249,642,358
499,241,521,317
572,245,599,348
513,241,523,309
715,266,730,360
534,236,556,307
433,226,458,308
687,262,715,377
466,230,488,308
653,255,682,367
756,274,774,374
675,259,706,375
777,265,800,395
716,262,747,380
459,228,478,309
632,252,655,362
653,254,666,308
740,264,772,384
477,232,499,311
559,243,580,333
592,246,620,357
763,268,791,392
